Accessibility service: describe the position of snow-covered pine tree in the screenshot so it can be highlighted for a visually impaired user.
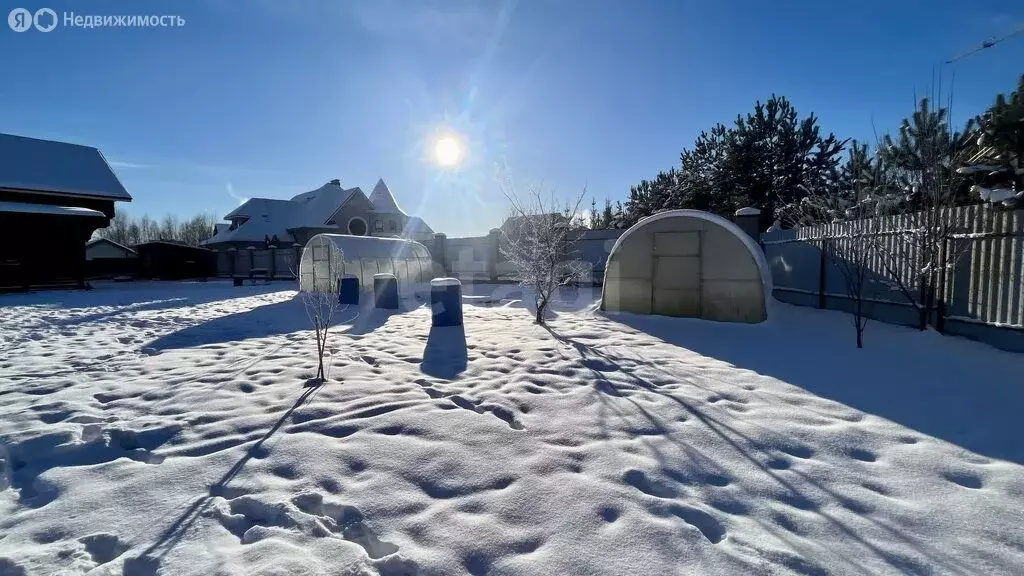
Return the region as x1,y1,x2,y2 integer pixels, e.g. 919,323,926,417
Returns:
600,199,615,229
959,74,1024,207
869,94,975,328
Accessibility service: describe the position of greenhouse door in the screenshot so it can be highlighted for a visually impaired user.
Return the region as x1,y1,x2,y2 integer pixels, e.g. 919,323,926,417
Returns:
651,231,701,317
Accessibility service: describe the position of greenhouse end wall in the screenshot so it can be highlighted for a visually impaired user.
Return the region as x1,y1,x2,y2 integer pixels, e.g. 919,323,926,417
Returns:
601,210,768,323
298,234,434,294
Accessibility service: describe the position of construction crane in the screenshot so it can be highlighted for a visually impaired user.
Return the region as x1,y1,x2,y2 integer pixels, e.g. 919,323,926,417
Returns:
946,23,1024,64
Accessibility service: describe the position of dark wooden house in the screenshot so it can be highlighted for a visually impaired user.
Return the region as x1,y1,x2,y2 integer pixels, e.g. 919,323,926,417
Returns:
0,133,132,290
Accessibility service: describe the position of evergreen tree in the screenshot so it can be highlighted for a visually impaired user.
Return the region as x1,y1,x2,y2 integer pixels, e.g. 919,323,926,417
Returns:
624,168,683,225
678,124,734,215
960,74,1024,206
778,139,882,225
613,201,625,229
724,95,846,228
877,97,973,213
624,94,845,229
601,198,614,229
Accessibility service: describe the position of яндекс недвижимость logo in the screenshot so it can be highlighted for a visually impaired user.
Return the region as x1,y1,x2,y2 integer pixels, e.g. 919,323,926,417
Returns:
8,7,57,32
8,8,184,32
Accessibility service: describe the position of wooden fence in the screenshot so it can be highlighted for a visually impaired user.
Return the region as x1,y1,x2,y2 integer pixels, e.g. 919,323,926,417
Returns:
763,205,1024,351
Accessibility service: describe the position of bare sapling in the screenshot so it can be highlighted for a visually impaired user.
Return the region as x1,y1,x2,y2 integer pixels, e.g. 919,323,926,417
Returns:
500,185,591,324
297,236,344,383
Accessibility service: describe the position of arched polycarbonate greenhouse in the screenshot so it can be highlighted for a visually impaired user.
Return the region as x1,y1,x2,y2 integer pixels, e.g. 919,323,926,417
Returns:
601,209,771,323
299,234,434,293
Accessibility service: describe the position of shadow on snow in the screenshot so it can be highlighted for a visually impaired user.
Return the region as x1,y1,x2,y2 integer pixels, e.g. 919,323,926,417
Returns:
544,320,986,576
420,324,468,380
603,303,1024,466
144,293,425,352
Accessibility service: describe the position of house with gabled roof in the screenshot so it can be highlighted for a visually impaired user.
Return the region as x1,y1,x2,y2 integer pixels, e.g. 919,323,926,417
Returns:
0,132,132,290
202,178,434,250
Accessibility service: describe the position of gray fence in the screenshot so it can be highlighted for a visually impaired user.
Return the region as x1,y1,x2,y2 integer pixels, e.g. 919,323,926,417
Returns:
763,205,1024,352
214,229,627,286
435,229,625,284
444,234,495,282
216,245,301,279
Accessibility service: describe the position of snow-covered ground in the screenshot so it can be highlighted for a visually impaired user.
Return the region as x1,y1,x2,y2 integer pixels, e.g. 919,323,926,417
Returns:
1,280,1023,576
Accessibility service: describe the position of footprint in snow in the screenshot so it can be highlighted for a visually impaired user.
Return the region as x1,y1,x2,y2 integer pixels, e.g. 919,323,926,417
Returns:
623,469,679,499
668,504,727,543
79,533,131,565
942,470,984,489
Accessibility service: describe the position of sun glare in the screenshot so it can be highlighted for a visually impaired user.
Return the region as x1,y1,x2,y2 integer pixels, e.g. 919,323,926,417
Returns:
432,134,465,168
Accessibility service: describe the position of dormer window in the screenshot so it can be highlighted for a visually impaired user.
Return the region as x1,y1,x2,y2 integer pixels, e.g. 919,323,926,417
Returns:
228,216,249,231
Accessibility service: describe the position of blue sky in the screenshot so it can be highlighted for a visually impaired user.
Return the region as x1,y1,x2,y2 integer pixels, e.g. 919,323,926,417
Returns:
0,0,1020,237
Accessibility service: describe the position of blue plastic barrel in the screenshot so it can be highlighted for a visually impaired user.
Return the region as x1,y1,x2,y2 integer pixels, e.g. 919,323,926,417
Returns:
373,273,399,309
430,277,463,327
338,276,359,305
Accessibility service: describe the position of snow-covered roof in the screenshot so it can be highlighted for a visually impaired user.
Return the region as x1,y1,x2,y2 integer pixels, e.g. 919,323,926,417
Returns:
735,207,761,217
205,179,433,245
368,178,406,216
136,240,214,251
0,133,132,201
0,200,106,218
403,216,434,236
307,234,432,260
208,182,362,245
603,209,772,298
86,237,137,253
213,198,301,244
972,185,1023,206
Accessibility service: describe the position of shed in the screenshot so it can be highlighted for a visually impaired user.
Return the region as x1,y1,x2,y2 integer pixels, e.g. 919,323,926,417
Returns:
85,237,138,278
136,241,216,280
0,133,131,290
85,237,137,261
601,209,770,323
299,234,433,293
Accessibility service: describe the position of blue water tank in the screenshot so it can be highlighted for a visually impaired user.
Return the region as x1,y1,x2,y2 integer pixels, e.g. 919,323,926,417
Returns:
338,276,359,305
373,273,399,309
431,277,463,327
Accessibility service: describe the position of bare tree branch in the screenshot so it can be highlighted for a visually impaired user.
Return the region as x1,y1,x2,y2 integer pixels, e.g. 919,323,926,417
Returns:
296,236,344,383
499,184,591,325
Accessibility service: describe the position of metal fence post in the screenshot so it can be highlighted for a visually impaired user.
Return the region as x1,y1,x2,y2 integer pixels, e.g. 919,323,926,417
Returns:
227,246,237,277
269,245,277,279
817,238,827,309
936,235,949,333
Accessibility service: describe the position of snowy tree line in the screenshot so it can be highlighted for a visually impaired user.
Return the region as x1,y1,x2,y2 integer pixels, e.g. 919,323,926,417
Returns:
585,73,1023,230
94,211,220,247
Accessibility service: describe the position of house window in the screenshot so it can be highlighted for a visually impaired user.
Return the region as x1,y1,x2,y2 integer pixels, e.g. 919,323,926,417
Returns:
374,219,384,232
389,220,397,232
347,217,367,236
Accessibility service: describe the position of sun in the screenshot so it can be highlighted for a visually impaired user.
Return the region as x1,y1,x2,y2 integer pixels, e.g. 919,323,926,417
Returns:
432,134,465,168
